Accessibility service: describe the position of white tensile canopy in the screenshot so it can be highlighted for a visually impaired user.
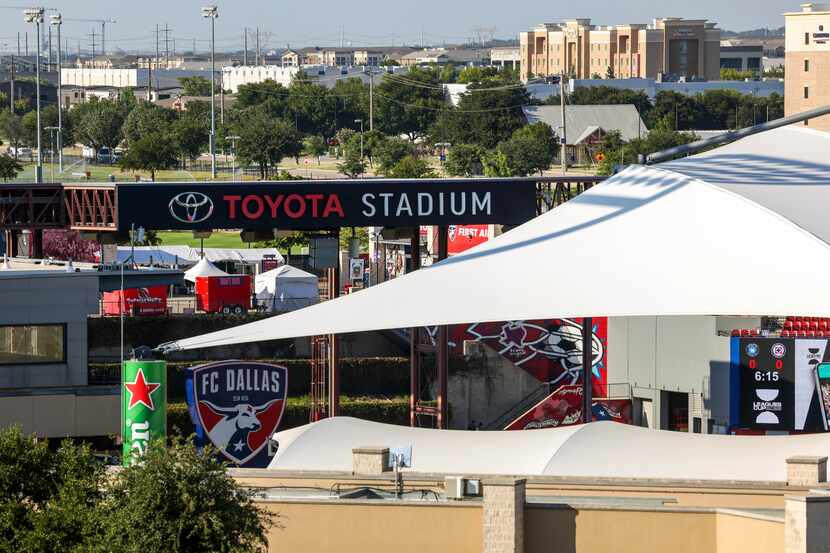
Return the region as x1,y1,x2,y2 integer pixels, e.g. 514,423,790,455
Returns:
268,417,830,481
254,265,320,312
161,126,830,352
117,246,284,266
183,258,229,283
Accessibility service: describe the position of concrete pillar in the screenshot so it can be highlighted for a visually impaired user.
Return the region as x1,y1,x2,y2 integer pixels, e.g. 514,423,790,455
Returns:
351,447,389,475
483,477,525,553
785,493,830,553
787,457,828,487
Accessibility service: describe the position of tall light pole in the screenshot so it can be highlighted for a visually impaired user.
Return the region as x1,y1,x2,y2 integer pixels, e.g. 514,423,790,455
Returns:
45,126,58,182
24,7,44,183
201,6,218,179
355,119,364,160
50,14,62,173
227,135,240,181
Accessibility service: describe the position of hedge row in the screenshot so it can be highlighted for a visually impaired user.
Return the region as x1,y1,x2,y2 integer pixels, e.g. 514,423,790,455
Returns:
167,395,409,437
89,357,411,399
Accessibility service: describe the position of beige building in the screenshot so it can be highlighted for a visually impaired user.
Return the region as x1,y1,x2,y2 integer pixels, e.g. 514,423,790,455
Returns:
784,3,830,130
520,18,720,81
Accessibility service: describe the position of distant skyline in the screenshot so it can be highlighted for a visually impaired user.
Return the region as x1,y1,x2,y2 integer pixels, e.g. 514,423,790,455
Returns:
0,0,795,56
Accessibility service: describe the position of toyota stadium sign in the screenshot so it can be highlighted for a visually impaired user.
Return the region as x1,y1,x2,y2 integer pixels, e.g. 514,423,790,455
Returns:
116,179,537,231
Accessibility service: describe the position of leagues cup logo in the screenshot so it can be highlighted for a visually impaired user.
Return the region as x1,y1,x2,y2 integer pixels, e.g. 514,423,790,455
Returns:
189,361,287,466
169,192,214,224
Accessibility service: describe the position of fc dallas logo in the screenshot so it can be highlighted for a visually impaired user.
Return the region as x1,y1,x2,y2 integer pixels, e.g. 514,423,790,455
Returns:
125,368,162,411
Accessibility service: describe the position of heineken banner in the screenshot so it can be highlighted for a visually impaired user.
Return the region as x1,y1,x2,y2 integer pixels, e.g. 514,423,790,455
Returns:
185,361,287,468
731,337,826,432
122,360,167,466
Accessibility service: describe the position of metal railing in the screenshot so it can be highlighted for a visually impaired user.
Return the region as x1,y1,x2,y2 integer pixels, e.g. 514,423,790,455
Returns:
482,383,552,431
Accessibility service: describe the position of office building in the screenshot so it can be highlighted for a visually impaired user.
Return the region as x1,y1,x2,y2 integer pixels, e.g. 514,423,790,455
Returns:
784,3,830,130
520,17,721,81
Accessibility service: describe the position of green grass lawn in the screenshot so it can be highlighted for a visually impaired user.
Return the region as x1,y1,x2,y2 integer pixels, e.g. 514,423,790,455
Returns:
157,231,247,249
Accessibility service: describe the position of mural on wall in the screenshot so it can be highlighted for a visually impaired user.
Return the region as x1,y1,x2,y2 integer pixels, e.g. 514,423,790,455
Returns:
504,385,632,431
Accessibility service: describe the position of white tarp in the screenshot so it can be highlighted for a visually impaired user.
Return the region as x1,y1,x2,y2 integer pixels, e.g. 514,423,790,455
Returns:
183,258,229,283
268,417,830,481
161,126,830,352
117,246,284,266
254,265,319,312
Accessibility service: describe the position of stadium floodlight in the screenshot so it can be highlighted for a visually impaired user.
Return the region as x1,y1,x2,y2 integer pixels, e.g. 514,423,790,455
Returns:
201,6,218,179
24,7,44,183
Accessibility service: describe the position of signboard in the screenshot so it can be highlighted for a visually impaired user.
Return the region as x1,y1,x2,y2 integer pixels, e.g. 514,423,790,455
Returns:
732,337,826,431
504,385,632,430
185,361,287,467
816,362,830,430
447,224,492,255
102,286,167,316
122,360,166,466
116,180,537,231
448,318,608,397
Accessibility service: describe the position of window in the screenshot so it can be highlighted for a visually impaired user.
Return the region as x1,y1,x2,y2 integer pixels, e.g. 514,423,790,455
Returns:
0,324,66,365
806,32,810,45
805,86,810,99
805,59,810,72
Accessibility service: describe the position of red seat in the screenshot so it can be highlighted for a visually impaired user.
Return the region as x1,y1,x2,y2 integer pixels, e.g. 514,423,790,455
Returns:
786,316,796,322
731,329,740,337
781,330,791,338
808,331,817,337
784,320,794,330
794,322,803,331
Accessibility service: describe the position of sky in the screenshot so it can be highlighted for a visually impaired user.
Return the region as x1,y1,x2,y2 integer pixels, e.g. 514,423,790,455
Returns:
0,0,795,55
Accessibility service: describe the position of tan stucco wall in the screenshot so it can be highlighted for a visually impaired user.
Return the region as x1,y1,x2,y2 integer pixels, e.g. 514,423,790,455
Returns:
260,501,482,553
716,512,783,553
784,9,830,130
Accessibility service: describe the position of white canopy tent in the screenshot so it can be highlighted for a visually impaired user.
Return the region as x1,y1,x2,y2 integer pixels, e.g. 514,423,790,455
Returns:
269,417,830,481
160,126,830,352
183,258,229,283
254,265,320,312
117,246,284,267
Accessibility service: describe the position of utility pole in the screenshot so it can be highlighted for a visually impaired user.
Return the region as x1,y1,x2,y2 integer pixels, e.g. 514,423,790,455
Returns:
243,27,247,65
89,30,95,62
24,8,44,184
47,24,52,71
51,14,62,173
17,32,20,56
25,31,28,57
560,73,567,175
368,70,374,131
202,6,218,179
340,25,344,48
164,24,170,68
255,27,260,65
155,24,159,70
9,53,14,114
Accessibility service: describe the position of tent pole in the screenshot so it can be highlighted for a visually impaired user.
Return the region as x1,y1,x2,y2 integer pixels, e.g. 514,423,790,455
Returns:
410,226,421,427
582,317,593,424
437,226,449,429
329,238,341,416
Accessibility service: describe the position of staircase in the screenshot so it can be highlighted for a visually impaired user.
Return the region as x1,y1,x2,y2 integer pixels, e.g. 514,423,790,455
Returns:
481,383,552,430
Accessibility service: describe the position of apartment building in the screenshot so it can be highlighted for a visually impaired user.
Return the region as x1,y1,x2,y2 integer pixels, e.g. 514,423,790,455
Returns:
784,3,830,130
520,17,720,81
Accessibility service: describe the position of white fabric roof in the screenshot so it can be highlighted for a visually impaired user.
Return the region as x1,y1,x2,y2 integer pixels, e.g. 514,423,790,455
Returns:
117,246,284,266
161,126,830,352
269,417,830,482
254,265,320,311
183,258,229,283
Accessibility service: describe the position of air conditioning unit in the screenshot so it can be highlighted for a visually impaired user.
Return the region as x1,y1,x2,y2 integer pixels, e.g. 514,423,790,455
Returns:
445,476,481,500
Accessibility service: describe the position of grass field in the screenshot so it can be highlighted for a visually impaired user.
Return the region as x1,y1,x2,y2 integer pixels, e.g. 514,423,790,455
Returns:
157,231,248,249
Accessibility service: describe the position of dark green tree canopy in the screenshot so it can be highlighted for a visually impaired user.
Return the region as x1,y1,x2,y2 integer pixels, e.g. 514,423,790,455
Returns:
375,66,445,140
70,98,126,152
179,76,213,97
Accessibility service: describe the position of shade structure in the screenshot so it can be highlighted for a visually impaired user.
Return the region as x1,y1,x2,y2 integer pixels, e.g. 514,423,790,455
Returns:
117,246,284,266
269,417,830,482
254,265,320,312
160,126,830,353
183,258,229,283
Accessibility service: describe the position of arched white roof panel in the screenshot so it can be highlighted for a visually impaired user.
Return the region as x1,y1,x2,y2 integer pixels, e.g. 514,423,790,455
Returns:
269,418,830,482
661,126,830,242
269,417,583,475
164,147,830,351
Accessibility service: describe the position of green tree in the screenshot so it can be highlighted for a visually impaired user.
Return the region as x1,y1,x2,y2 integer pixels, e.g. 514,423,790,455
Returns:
97,439,272,553
0,112,24,152
497,122,558,176
481,149,512,177
303,135,327,164
444,144,484,176
179,76,213,96
375,66,446,140
172,116,209,165
432,73,530,149
70,98,125,154
0,426,106,553
287,73,335,136
0,153,22,181
375,136,415,174
234,107,303,178
122,102,176,146
119,131,179,180
337,149,367,178
720,68,755,80
330,77,369,130
234,80,290,118
385,154,436,178
21,104,60,148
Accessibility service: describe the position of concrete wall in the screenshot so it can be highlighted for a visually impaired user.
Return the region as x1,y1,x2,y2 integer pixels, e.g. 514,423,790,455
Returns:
0,273,99,388
0,388,118,438
607,316,760,431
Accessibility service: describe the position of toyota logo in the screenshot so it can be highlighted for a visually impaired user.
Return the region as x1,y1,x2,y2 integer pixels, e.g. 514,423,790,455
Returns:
169,192,214,224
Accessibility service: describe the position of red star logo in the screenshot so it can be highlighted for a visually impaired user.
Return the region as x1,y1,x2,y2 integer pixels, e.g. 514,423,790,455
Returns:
125,369,161,411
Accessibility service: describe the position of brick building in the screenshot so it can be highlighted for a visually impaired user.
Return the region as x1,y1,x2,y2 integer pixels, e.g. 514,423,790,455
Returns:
784,3,830,130
519,17,721,81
